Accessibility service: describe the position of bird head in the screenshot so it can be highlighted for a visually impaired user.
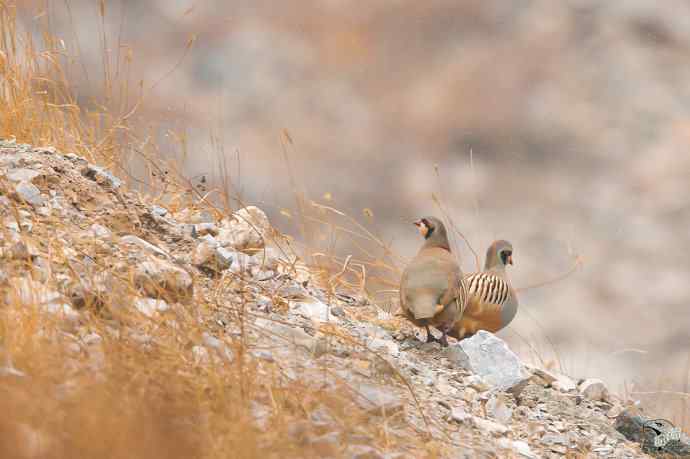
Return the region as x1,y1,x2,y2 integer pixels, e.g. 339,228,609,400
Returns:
485,240,514,270
413,216,450,250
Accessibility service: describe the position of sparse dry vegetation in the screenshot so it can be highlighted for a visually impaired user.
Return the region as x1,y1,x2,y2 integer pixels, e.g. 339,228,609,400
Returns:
0,2,450,457
1,1,689,458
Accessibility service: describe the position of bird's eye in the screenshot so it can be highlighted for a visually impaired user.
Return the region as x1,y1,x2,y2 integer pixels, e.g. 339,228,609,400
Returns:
504,250,512,257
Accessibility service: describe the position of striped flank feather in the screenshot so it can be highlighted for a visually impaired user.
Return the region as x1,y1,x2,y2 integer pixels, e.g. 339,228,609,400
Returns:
465,272,510,306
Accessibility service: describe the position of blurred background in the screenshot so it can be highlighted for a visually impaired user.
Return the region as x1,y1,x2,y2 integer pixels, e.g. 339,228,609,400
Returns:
17,0,690,415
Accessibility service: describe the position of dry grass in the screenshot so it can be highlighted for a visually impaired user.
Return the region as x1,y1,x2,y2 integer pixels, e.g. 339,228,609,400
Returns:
0,2,436,458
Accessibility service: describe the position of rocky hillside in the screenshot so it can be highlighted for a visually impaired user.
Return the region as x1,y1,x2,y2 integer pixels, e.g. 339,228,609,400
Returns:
0,138,685,458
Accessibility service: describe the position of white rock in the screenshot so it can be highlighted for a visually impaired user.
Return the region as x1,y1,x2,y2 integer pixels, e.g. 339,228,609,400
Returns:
292,299,339,323
487,394,513,424
368,337,399,358
7,168,40,182
134,258,193,301
251,247,282,270
202,332,234,362
552,373,577,393
354,382,403,415
192,240,230,270
133,297,169,318
579,378,609,401
90,223,112,239
151,206,168,217
497,438,538,458
41,303,81,325
120,235,171,259
82,164,122,189
450,406,471,423
192,345,210,365
472,416,509,435
193,222,218,236
217,206,270,252
0,365,26,378
7,277,61,305
13,181,44,207
447,331,530,390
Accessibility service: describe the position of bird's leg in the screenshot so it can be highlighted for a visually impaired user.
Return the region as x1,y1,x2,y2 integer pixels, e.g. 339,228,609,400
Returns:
424,325,437,343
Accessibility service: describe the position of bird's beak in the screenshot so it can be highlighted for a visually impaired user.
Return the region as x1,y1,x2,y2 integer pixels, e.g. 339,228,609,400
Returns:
413,220,422,228
507,254,514,265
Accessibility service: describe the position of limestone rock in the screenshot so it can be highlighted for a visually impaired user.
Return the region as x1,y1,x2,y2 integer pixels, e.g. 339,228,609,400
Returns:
133,297,169,318
354,382,403,416
446,330,529,390
82,164,123,189
579,378,609,401
134,257,193,302
472,416,509,436
6,168,40,183
217,206,270,252
292,299,339,323
13,181,44,207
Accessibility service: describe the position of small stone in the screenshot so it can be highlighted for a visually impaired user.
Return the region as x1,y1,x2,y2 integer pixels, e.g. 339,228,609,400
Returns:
151,206,168,217
346,444,384,459
466,374,490,391
579,378,609,401
82,164,122,189
435,375,456,396
472,416,509,436
252,349,274,362
229,251,254,273
90,223,112,239
367,337,399,357
6,168,40,183
6,240,38,260
13,181,44,207
8,277,61,305
447,331,530,391
292,299,338,323
192,346,210,365
133,297,169,318
193,241,230,271
82,333,102,346
450,406,471,423
193,222,218,236
487,394,514,424
42,303,81,325
120,235,171,258
552,373,577,393
134,258,193,302
0,366,26,378
202,332,234,362
461,387,477,403
254,318,321,354
354,382,403,416
541,433,568,446
217,206,270,252
497,438,538,458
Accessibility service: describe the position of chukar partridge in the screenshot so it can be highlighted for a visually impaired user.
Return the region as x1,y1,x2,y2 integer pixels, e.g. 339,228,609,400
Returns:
448,240,517,340
399,216,468,347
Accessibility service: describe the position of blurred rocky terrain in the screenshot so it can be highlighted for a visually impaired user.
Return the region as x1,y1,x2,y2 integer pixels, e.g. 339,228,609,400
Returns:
17,0,690,422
